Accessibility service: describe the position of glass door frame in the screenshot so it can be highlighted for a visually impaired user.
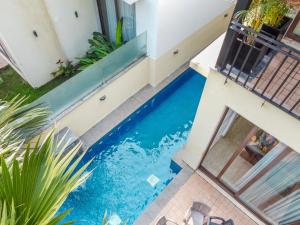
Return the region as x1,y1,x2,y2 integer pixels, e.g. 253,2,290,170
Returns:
198,107,299,225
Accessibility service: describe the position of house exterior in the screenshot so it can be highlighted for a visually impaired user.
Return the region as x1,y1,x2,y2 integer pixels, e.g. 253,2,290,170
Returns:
182,1,300,224
0,0,100,87
4,0,300,224
0,0,233,88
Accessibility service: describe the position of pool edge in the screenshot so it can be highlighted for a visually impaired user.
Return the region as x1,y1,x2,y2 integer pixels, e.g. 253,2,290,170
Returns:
132,163,194,225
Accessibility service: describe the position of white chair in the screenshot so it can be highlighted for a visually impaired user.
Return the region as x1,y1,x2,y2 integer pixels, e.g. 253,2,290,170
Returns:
183,202,211,225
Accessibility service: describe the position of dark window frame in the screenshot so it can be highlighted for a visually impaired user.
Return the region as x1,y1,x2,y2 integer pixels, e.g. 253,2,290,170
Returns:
285,11,300,42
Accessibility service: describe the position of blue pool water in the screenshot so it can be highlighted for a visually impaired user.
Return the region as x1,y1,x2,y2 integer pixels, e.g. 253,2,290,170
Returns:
59,68,206,224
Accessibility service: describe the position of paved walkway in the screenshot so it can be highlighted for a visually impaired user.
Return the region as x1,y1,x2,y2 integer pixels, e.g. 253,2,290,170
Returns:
150,173,258,225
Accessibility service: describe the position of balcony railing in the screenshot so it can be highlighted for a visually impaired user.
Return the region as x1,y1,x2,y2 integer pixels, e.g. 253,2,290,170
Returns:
216,21,300,119
31,32,147,119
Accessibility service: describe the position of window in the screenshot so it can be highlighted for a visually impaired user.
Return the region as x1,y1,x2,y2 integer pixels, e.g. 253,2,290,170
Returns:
200,108,300,224
285,11,300,42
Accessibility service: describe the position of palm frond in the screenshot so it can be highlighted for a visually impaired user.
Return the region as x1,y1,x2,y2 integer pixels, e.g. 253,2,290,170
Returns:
0,131,92,225
0,96,49,163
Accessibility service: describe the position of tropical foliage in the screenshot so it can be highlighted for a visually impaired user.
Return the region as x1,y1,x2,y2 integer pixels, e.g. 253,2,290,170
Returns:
77,18,124,71
0,96,48,164
235,0,290,31
77,32,114,71
0,96,93,224
52,18,124,75
51,60,77,78
0,131,92,225
262,0,290,27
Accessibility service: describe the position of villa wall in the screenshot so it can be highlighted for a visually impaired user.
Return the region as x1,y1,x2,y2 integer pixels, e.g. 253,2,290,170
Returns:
36,2,237,138
45,58,149,137
148,6,234,86
0,0,234,88
183,69,300,170
0,0,100,87
0,0,66,87
44,0,101,61
136,0,235,86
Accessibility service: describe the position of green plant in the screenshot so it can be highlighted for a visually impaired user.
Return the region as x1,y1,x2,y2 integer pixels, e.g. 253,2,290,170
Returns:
78,19,125,71
0,131,92,224
115,18,124,48
0,96,93,224
77,32,114,71
0,65,74,104
235,0,264,31
52,60,77,78
0,96,48,164
262,0,289,27
235,0,291,32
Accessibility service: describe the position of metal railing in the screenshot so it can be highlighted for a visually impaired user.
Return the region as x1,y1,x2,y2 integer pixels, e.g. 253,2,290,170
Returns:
217,21,300,119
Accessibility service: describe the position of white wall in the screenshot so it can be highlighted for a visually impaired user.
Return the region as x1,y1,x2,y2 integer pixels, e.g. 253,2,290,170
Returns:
31,1,235,139
0,0,101,87
0,0,66,87
183,69,300,170
184,34,300,170
44,0,101,61
136,0,233,59
40,58,149,137
135,0,159,58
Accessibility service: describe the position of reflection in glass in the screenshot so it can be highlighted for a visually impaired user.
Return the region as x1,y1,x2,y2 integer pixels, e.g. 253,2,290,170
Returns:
240,150,300,224
200,109,300,224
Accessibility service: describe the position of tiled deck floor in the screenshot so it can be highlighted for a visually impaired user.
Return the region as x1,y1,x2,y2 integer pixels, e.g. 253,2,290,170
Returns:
229,50,300,117
250,52,300,116
150,173,257,225
80,63,189,149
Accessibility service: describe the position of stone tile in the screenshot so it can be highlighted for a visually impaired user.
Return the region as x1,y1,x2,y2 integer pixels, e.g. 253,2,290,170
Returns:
134,85,156,103
135,166,193,225
147,173,258,225
80,63,189,150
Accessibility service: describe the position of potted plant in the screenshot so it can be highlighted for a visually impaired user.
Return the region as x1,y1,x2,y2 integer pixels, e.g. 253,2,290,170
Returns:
227,0,292,74
260,0,291,40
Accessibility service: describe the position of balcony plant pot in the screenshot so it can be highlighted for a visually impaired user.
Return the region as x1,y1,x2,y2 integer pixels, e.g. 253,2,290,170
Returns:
260,16,292,40
226,17,292,74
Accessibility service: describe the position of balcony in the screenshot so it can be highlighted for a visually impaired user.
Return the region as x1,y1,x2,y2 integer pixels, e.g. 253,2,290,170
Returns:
216,21,300,119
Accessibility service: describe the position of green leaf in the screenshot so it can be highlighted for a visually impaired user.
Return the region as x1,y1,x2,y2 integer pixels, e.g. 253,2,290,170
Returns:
0,129,92,224
115,18,123,48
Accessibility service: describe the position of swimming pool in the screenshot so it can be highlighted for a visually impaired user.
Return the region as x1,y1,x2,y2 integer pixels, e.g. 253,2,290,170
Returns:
59,68,206,224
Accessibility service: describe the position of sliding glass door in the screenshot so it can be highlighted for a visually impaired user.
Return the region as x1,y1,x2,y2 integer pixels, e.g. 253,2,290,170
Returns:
240,149,300,224
200,109,300,224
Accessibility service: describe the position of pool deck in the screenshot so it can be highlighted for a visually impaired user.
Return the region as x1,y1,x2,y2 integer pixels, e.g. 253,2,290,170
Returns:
80,63,189,150
147,172,258,225
79,63,260,225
